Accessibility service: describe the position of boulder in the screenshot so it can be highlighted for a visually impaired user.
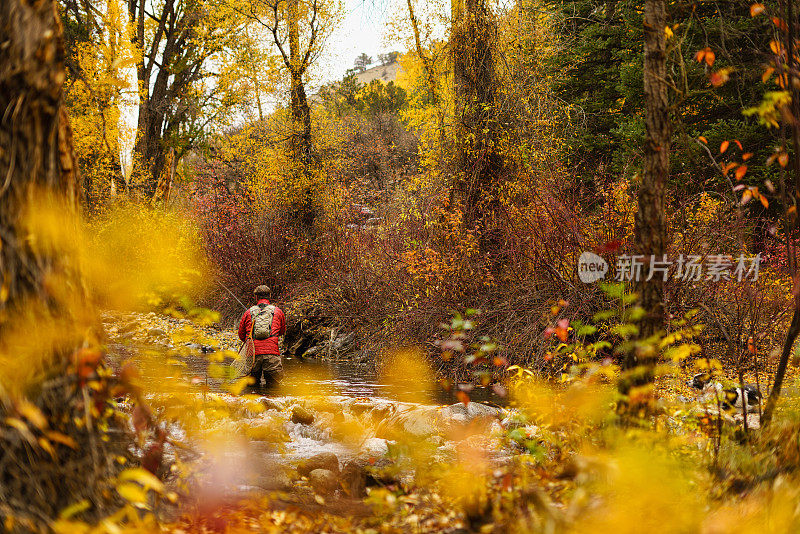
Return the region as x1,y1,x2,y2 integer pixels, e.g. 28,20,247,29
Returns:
398,407,440,437
259,397,284,411
291,405,315,425
362,437,390,458
117,320,138,334
341,459,367,497
341,458,400,497
253,471,293,491
308,469,339,494
147,328,167,338
369,403,396,421
349,400,375,416
297,452,340,476
442,402,502,424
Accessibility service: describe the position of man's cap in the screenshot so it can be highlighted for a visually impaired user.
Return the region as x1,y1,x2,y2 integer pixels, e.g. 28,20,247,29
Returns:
253,285,270,296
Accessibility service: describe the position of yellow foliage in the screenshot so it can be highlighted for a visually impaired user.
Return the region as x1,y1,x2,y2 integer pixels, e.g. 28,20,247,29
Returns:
65,0,139,203
380,348,436,404
569,444,703,533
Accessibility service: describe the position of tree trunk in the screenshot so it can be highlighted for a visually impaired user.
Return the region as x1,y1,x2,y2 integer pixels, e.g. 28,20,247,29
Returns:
450,0,504,265
762,0,800,427
128,0,196,201
133,109,163,199
287,0,314,230
632,0,670,353
133,72,169,200
290,72,312,162
0,0,80,314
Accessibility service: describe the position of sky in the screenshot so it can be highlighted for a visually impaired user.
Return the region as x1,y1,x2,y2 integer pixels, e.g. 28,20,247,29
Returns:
319,0,405,83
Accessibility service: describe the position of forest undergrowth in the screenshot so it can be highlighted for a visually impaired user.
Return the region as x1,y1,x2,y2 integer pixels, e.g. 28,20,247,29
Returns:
5,0,800,530
9,203,794,533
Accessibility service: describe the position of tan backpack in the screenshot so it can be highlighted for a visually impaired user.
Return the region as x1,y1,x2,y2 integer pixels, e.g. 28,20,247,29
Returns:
249,304,276,340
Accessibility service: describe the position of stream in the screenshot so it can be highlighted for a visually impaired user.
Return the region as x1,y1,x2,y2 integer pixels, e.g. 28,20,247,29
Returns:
278,357,507,406
107,332,512,497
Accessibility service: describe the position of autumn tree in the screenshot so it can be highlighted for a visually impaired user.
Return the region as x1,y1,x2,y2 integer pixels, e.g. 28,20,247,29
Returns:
1,0,81,310
238,0,341,230
59,0,256,202
544,0,775,195
632,0,670,346
60,0,138,208
401,0,444,137
0,0,133,524
354,52,373,71
378,51,400,65
751,0,800,426
450,0,506,263
124,0,253,199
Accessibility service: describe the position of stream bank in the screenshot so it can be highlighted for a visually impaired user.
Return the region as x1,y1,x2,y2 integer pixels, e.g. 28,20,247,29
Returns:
103,310,507,405
103,310,518,508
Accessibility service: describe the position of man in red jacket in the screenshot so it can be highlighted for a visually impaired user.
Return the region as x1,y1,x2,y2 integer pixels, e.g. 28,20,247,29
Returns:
238,285,287,388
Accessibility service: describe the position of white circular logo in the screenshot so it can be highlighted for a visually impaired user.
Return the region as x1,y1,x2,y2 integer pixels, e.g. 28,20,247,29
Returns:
578,251,608,283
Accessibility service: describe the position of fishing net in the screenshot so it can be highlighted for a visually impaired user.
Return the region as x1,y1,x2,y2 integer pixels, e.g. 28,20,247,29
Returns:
232,337,256,378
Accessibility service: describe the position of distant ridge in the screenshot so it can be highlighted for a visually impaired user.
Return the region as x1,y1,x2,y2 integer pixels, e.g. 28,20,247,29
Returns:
353,60,402,85
311,59,404,104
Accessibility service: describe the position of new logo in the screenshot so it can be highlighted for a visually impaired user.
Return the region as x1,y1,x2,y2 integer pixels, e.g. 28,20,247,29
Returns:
578,251,608,283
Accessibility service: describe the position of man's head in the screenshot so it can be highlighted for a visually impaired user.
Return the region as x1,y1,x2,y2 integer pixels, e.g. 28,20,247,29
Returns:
253,285,270,300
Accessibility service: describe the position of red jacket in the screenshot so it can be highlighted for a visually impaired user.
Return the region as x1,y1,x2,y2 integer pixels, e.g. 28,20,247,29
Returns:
238,299,286,355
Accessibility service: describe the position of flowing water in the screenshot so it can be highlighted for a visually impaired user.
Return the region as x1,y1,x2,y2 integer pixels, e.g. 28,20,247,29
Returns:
278,357,507,406
109,339,506,407
107,337,517,504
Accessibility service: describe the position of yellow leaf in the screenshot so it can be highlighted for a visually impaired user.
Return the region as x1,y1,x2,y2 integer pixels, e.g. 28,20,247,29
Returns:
5,417,37,445
38,437,56,459
118,467,164,493
59,499,91,519
664,26,674,39
47,431,78,449
17,400,48,430
116,482,149,507
226,376,253,396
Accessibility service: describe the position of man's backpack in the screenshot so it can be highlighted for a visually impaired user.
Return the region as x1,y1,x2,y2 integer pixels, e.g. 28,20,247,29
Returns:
249,304,276,340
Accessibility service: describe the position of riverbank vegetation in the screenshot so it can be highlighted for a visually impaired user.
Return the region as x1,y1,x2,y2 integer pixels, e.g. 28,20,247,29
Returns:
3,0,800,530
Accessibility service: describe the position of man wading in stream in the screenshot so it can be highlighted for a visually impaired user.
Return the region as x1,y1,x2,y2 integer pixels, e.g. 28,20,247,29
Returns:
238,285,287,389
